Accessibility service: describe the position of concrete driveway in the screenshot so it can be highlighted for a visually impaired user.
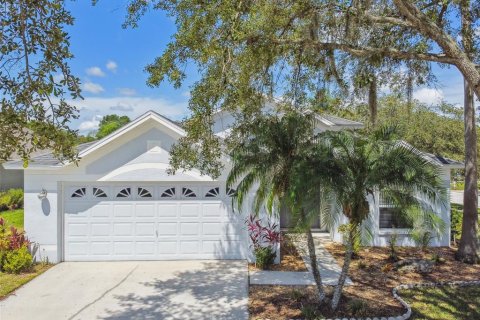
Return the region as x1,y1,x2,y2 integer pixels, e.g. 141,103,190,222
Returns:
0,260,248,320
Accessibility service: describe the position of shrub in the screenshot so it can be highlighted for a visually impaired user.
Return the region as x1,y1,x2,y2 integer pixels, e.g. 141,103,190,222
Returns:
0,188,24,211
411,230,434,251
0,193,11,211
0,220,30,271
6,189,23,209
347,299,369,317
246,214,281,269
356,260,367,269
2,246,33,274
300,303,319,320
254,246,276,270
288,289,305,302
430,252,446,265
388,232,399,262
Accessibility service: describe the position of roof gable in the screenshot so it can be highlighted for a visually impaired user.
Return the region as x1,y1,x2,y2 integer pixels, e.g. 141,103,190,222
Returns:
79,111,185,159
4,111,185,169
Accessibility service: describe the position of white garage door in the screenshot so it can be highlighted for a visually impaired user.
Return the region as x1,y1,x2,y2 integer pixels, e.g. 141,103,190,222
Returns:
63,183,246,261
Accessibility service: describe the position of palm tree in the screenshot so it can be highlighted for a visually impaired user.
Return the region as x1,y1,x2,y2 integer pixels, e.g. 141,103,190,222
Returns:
226,110,328,303
317,127,447,310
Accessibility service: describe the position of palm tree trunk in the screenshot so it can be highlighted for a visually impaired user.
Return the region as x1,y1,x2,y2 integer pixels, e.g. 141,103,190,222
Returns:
301,208,326,303
331,226,354,310
456,79,479,264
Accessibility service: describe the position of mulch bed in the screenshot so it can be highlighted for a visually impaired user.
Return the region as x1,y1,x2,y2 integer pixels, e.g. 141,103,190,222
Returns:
248,233,307,272
249,242,480,319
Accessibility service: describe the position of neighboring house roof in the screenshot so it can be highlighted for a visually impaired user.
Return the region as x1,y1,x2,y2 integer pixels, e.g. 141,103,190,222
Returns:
423,152,463,168
399,141,463,169
311,113,363,129
3,141,97,169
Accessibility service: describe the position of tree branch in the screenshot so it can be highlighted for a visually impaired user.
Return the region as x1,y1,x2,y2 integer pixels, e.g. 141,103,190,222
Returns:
269,38,458,65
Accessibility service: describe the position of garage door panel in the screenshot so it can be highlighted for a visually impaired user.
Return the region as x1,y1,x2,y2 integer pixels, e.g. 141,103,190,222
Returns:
135,241,156,255
202,203,224,217
179,204,199,217
91,241,111,255
180,241,199,254
157,204,178,217
180,222,199,236
112,204,133,217
64,184,246,261
113,223,134,236
91,223,111,236
135,223,155,236
91,204,111,217
157,222,177,236
158,241,177,254
114,242,134,255
135,204,155,217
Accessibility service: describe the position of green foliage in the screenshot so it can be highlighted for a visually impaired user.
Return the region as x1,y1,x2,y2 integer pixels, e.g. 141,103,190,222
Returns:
95,115,131,139
254,247,276,270
2,247,32,274
0,189,24,211
300,303,319,320
388,232,399,262
331,96,471,168
450,204,480,242
0,218,30,272
0,0,81,163
346,299,369,317
338,224,361,258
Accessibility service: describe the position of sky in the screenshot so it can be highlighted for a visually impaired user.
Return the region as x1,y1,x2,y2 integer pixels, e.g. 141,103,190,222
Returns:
64,1,467,134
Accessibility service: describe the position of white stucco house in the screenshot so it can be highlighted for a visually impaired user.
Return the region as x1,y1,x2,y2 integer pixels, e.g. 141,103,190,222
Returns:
4,110,461,263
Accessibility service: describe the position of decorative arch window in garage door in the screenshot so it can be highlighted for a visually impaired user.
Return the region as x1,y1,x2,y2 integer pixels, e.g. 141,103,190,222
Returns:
226,188,236,197
205,187,220,198
71,188,86,198
161,187,175,198
137,187,152,198
93,187,107,198
116,188,131,198
182,187,197,198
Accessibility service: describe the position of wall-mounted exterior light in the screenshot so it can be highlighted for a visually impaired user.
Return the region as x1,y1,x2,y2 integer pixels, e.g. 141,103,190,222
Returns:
37,189,48,200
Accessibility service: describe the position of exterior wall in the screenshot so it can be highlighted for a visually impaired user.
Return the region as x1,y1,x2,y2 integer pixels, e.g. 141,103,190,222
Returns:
23,121,249,263
0,165,23,191
330,168,452,247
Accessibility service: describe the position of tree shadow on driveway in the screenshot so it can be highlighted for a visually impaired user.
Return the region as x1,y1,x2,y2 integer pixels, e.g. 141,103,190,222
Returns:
98,260,248,320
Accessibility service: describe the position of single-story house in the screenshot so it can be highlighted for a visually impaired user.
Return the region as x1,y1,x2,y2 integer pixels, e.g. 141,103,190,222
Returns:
4,110,462,263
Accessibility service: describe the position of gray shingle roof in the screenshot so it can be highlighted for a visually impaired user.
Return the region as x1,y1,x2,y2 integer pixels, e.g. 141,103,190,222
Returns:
5,141,97,168
424,152,463,167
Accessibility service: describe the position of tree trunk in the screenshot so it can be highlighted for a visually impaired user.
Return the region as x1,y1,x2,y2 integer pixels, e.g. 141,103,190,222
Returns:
456,0,479,264
305,226,326,302
456,79,479,263
331,225,355,310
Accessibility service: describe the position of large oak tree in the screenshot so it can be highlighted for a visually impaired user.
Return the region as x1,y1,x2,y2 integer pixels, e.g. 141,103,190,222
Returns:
126,0,479,262
0,0,81,165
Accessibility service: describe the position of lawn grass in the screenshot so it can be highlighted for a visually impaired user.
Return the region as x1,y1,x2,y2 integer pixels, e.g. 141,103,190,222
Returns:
0,264,52,299
401,285,480,320
0,209,24,230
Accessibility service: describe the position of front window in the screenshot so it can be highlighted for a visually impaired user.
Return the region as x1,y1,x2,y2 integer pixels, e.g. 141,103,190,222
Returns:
379,192,412,229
